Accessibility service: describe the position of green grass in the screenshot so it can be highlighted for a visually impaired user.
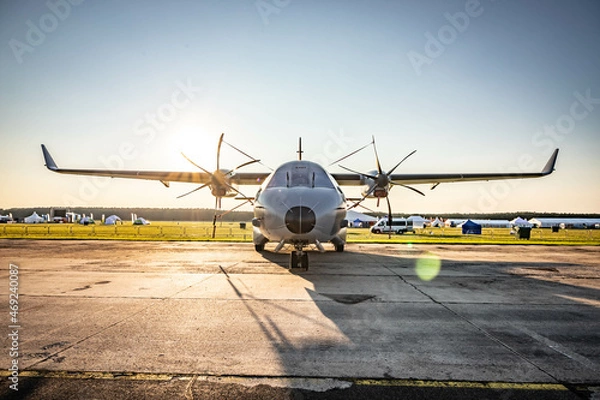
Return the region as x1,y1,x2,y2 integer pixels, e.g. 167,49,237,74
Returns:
1,222,599,245
0,221,252,241
350,227,600,245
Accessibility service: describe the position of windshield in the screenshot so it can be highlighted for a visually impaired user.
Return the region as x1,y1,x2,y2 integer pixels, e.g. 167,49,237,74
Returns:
266,162,335,189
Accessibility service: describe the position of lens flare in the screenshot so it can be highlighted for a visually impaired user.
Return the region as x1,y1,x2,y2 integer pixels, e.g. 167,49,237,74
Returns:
415,254,442,281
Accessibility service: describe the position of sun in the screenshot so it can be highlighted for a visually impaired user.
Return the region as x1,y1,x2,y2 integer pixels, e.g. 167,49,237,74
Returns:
168,128,218,171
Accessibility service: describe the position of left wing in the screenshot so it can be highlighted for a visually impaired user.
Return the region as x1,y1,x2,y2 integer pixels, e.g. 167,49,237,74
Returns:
41,145,270,186
332,149,559,186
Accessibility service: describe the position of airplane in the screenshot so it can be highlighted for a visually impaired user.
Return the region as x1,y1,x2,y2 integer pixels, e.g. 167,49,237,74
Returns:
41,135,559,269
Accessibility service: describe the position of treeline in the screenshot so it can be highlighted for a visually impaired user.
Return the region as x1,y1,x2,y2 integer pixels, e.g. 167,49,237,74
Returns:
400,212,600,220
0,208,254,222
360,212,600,220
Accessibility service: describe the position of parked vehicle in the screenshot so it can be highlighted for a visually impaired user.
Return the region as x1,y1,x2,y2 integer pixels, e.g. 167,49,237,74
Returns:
370,218,413,234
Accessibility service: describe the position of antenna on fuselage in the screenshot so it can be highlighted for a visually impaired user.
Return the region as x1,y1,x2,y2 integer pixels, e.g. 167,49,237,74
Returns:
297,137,303,160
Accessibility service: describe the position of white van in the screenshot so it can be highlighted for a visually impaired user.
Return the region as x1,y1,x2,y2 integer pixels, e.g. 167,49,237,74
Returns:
370,218,414,234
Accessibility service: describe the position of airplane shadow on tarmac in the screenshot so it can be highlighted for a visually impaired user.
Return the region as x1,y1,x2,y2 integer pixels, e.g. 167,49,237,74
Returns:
251,247,600,386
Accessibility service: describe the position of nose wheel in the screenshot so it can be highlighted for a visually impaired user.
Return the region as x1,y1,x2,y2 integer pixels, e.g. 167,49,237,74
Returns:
290,243,309,270
290,251,309,269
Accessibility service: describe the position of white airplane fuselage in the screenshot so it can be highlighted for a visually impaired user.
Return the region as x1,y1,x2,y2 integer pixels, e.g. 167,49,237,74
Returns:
252,160,347,251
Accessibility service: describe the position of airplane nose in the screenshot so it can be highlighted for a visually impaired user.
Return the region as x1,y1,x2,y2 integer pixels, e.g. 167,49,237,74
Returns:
285,206,315,234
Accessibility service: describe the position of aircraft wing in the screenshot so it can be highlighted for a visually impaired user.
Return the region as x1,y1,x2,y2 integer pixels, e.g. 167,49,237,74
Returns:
332,149,559,186
41,145,270,186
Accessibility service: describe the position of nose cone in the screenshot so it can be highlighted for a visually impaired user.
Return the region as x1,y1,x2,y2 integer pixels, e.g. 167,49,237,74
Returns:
285,206,316,234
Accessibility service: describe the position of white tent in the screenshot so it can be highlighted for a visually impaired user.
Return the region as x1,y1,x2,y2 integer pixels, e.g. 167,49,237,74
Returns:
79,216,95,225
510,217,532,227
346,210,378,227
133,217,150,225
105,215,122,225
408,215,429,229
431,217,444,227
24,212,44,224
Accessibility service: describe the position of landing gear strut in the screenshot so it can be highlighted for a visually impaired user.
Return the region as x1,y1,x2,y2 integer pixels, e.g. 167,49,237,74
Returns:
289,243,309,270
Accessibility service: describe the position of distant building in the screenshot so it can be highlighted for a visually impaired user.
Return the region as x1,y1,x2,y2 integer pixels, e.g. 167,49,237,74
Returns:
530,218,600,229
448,219,510,228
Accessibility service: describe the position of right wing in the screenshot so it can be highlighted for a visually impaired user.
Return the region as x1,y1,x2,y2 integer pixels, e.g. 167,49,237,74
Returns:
332,149,559,186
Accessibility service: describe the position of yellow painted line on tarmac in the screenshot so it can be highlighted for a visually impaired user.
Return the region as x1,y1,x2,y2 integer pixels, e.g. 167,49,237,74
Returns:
0,370,572,392
352,379,569,391
0,370,176,381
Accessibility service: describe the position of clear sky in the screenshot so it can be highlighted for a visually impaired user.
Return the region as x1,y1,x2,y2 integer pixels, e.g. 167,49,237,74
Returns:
1,0,599,214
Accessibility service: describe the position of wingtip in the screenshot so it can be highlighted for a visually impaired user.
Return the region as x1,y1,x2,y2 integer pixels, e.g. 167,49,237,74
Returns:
41,144,58,170
542,148,559,175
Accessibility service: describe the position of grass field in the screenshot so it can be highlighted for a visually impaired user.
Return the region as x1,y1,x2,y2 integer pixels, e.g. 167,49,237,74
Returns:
1,221,599,245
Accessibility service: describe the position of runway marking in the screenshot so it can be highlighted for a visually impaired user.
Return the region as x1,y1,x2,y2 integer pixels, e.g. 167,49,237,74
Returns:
0,370,174,381
352,379,569,391
0,370,570,392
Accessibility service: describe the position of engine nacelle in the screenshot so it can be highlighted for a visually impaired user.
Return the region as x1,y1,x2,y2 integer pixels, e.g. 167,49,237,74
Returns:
359,170,378,186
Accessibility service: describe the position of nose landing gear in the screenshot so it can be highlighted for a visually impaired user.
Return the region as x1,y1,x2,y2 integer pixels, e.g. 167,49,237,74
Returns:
290,243,309,270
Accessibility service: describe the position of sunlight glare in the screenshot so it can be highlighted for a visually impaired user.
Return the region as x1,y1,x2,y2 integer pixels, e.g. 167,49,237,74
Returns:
170,128,217,171
415,253,442,281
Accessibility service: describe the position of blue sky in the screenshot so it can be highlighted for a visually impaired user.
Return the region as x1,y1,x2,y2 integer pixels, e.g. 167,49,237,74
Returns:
1,0,599,214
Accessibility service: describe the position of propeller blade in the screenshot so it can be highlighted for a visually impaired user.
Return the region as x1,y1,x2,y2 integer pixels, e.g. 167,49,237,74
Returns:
181,152,213,175
390,181,426,196
387,150,417,175
223,136,273,171
223,139,259,162
226,159,261,177
222,181,254,205
328,138,374,166
176,183,210,199
211,197,219,238
354,203,378,214
216,133,224,171
347,184,377,210
217,200,250,218
339,165,378,181
372,135,384,175
386,196,393,239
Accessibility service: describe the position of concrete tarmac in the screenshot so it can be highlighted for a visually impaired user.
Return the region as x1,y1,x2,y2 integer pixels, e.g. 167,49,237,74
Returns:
0,240,599,399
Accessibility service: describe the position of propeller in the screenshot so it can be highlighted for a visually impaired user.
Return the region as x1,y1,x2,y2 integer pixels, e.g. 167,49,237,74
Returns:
177,133,260,237
340,136,424,238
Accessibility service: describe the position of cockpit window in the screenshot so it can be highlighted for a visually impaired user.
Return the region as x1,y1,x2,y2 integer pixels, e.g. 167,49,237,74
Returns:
312,169,335,188
266,163,335,189
291,166,310,187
